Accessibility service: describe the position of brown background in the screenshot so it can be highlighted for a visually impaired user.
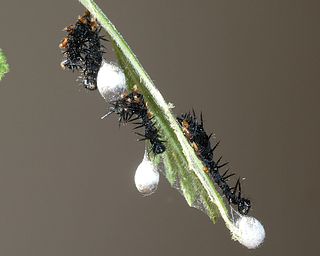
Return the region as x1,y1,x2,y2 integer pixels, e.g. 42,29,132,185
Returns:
0,0,319,255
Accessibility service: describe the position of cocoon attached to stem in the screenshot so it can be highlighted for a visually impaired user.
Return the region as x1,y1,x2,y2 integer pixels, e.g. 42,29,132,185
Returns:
232,215,265,249
97,59,126,100
134,151,160,196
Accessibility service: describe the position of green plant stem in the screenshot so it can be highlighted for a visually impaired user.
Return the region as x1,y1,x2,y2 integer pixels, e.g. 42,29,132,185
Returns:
78,0,239,237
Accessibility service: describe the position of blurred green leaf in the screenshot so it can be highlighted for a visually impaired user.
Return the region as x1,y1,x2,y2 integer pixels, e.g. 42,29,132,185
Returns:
0,49,9,81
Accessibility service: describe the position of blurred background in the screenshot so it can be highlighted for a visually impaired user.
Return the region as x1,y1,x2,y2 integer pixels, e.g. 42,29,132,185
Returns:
0,0,319,255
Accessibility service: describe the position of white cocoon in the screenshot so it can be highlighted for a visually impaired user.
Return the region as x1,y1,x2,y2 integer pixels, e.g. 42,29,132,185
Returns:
97,60,126,100
235,216,265,249
134,153,159,196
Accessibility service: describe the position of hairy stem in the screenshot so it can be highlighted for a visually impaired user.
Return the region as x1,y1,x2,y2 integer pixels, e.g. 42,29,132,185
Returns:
78,0,239,236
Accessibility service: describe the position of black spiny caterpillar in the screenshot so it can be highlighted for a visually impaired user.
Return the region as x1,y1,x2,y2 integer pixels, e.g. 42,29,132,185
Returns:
106,86,166,155
177,111,251,215
59,11,106,90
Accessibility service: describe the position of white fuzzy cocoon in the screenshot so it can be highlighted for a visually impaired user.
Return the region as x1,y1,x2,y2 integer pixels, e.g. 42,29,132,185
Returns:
97,60,126,99
235,216,265,249
134,154,159,196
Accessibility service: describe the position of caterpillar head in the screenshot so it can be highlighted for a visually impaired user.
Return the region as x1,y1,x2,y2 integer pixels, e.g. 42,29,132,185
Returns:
238,198,251,215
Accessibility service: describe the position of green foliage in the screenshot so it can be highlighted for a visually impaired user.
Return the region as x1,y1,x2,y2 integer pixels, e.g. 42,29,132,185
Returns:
0,49,9,81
